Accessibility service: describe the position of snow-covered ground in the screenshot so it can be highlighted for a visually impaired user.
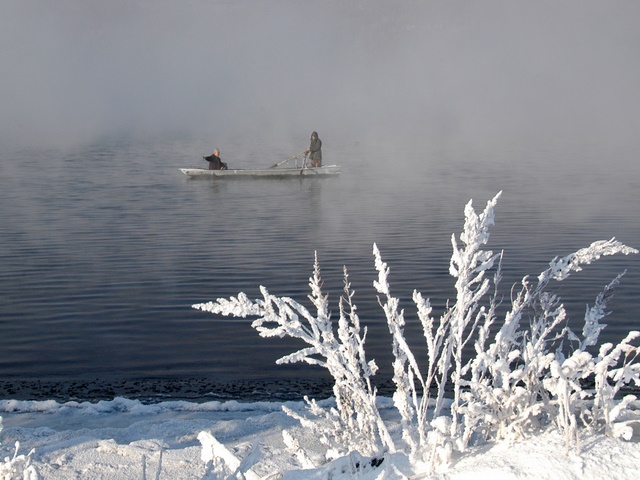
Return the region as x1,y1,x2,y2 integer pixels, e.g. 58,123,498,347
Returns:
1,396,639,479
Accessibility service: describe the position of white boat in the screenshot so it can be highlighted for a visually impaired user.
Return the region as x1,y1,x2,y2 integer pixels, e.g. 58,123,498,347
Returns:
180,165,341,178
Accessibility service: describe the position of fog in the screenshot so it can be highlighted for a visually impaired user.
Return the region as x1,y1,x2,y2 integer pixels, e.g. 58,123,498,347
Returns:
2,0,640,153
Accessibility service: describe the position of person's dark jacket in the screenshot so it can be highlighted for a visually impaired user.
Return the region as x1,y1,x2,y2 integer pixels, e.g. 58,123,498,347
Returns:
203,154,227,170
309,132,322,166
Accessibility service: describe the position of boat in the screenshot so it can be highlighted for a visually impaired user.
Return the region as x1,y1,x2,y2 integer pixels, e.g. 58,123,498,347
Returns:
181,149,340,179
179,165,341,178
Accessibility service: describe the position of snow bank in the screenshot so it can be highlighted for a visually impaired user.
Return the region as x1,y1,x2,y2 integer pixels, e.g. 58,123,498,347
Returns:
1,397,639,479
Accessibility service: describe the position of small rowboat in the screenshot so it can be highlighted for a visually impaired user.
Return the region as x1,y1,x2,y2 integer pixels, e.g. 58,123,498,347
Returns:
180,165,341,178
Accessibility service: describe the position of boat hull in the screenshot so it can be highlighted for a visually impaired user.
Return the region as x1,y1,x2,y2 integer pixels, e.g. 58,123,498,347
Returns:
180,165,340,178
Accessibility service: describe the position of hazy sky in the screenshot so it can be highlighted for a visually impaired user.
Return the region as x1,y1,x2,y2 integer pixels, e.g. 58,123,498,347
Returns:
2,0,640,150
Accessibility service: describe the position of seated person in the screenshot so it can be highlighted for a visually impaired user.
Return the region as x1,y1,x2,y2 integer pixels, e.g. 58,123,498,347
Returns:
203,149,227,170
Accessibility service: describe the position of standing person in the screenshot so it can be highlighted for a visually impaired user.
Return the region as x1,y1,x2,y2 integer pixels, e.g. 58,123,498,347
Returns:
203,149,227,170
306,131,322,167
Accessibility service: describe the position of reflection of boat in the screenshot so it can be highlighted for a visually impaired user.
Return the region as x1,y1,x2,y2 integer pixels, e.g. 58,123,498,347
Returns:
180,165,341,178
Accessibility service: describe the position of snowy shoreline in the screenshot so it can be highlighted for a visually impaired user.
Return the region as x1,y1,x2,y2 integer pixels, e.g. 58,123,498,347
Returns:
1,395,639,479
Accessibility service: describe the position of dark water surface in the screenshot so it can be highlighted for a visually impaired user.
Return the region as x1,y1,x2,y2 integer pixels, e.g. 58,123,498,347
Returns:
1,136,639,400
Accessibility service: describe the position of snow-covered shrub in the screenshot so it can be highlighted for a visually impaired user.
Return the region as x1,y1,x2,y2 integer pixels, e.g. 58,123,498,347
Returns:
0,418,39,480
463,239,639,452
195,258,393,458
193,192,639,474
198,431,261,480
373,193,502,465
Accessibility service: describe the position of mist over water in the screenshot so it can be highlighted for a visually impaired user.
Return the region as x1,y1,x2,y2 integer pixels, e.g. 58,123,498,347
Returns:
2,0,640,152
1,1,639,399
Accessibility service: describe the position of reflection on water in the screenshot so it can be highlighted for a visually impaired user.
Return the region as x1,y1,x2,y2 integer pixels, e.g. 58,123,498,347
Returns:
0,136,638,399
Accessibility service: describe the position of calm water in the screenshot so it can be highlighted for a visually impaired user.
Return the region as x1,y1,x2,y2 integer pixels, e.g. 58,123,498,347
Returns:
1,135,639,400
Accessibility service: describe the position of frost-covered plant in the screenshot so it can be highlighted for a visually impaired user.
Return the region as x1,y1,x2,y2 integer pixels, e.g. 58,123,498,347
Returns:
194,256,393,457
374,193,502,465
0,418,39,480
198,431,261,480
462,239,639,452
193,193,639,474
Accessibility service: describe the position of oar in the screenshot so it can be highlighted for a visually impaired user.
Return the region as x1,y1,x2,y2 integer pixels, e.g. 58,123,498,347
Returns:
299,153,311,175
268,149,308,169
